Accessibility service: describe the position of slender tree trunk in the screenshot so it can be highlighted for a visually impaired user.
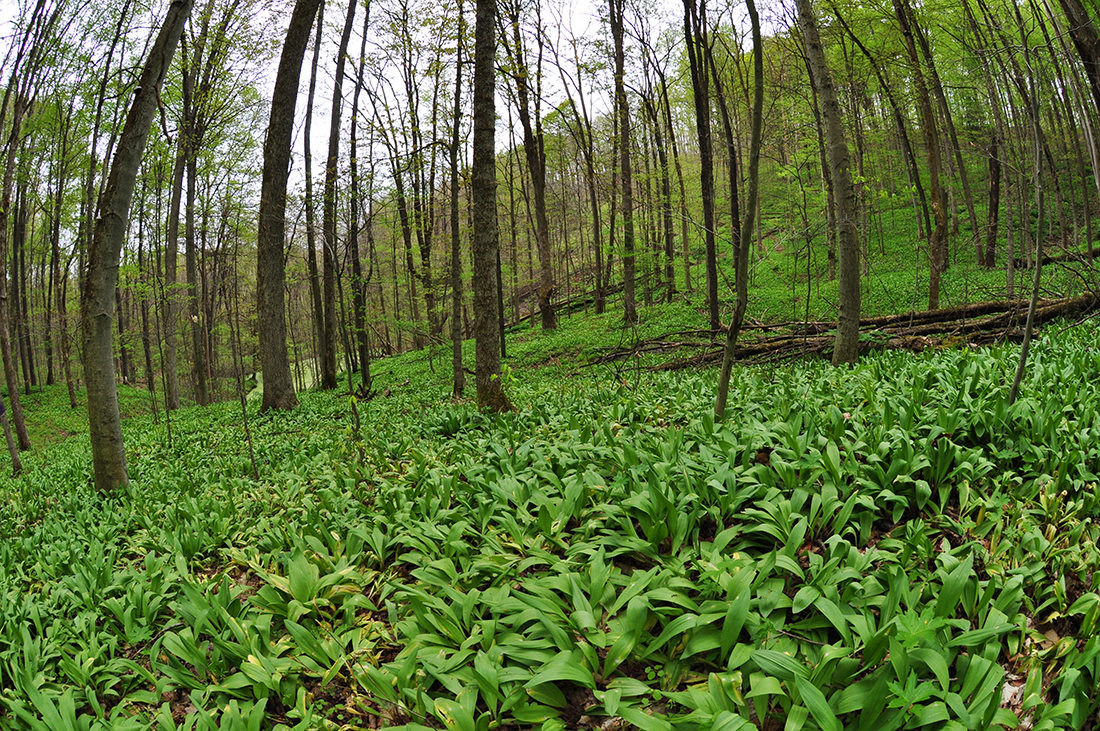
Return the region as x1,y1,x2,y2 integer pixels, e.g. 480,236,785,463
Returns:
320,0,358,390
451,0,466,398
349,2,372,392
684,0,718,330
716,0,764,415
303,0,325,390
83,0,192,491
611,0,637,325
258,0,322,411
500,0,556,329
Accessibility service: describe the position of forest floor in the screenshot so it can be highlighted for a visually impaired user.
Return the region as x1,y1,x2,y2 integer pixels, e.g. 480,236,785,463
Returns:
4,281,1100,729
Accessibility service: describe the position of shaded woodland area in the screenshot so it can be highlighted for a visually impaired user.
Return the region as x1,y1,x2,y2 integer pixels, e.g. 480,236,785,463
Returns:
1,0,1100,480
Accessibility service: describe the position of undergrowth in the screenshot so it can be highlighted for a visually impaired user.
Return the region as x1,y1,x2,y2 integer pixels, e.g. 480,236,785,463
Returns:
3,320,1100,729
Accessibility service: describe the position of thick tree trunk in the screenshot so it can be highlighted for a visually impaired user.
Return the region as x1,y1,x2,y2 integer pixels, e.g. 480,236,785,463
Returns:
258,0,323,411
472,0,511,412
797,0,860,364
1058,0,1100,119
0,93,31,450
82,0,192,491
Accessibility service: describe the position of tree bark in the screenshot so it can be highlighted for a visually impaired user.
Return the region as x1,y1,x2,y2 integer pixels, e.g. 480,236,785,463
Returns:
500,0,556,329
715,0,763,416
258,0,323,411
472,0,512,412
610,0,637,325
320,0,358,390
797,0,860,364
451,0,466,398
684,0,718,330
82,0,192,491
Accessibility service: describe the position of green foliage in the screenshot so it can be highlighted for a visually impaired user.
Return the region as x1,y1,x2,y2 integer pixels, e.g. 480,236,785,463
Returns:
5,318,1100,728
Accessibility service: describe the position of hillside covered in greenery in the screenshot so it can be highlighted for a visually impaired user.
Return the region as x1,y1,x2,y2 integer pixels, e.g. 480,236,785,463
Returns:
3,302,1100,729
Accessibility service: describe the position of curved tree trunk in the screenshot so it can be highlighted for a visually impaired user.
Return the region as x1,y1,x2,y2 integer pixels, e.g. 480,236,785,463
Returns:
83,0,192,491
258,0,323,411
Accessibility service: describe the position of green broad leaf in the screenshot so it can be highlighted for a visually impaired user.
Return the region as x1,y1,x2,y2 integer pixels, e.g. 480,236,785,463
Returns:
284,619,331,665
526,683,569,708
608,568,661,615
909,648,949,691
908,701,950,726
683,626,723,659
934,553,973,619
946,624,1014,648
783,704,809,731
712,710,753,731
721,590,751,657
813,596,852,645
774,554,805,579
527,651,595,689
987,708,1019,728
751,650,809,681
745,674,784,699
603,687,622,716
825,442,842,483
792,586,820,614
606,677,654,697
287,552,321,605
618,705,672,731
435,698,476,731
644,614,699,655
512,702,561,723
603,630,638,678
794,675,841,731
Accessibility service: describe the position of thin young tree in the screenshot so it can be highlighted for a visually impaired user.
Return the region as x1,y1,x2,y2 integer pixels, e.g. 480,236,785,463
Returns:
320,0,359,390
609,0,637,325
715,0,763,417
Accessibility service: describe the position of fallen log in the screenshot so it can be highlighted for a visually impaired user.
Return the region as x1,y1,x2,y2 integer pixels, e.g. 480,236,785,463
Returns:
590,294,1100,371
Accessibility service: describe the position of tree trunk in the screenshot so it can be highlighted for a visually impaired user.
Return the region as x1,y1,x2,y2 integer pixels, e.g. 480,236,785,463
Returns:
451,0,466,398
303,0,325,390
0,92,32,450
684,0,718,330
258,0,323,411
715,0,763,416
501,0,556,329
320,0,357,390
798,0,860,364
610,0,637,325
82,0,192,491
472,0,512,412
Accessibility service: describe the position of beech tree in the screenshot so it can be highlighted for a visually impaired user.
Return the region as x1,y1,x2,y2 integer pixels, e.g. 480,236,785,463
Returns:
257,0,323,412
83,0,193,491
